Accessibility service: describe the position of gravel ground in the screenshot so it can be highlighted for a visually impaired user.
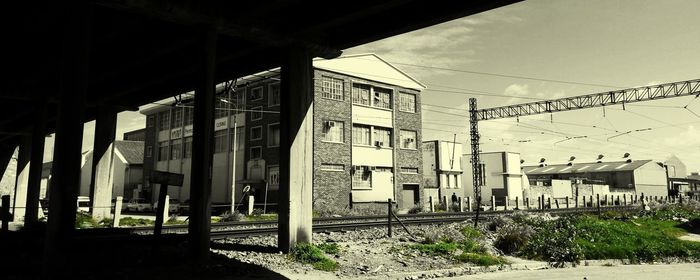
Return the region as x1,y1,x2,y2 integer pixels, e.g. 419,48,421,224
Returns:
212,222,521,280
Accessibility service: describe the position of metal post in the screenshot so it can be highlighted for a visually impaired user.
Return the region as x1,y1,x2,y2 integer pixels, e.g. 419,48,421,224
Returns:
466,197,472,212
623,194,627,205
504,196,509,211
565,196,569,208
458,199,463,212
548,197,552,209
525,197,530,209
491,195,495,211
515,196,519,210
469,98,482,227
537,196,541,210
596,194,601,216
387,199,392,238
429,196,434,213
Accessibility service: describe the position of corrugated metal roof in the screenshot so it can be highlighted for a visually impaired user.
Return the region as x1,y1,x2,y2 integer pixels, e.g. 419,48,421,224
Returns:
114,141,144,165
523,160,652,175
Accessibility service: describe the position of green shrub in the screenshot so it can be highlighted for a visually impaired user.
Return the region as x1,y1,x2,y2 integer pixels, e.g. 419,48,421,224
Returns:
460,226,482,240
494,223,535,254
219,211,243,222
521,216,583,267
290,243,339,271
408,204,422,214
75,212,98,229
118,217,154,227
455,253,508,266
316,243,340,255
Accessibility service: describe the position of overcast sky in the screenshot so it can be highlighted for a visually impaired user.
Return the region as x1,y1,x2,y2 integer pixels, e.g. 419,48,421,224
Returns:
62,0,700,174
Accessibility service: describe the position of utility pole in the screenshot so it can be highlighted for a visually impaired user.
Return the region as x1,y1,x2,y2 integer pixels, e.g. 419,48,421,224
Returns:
469,98,482,227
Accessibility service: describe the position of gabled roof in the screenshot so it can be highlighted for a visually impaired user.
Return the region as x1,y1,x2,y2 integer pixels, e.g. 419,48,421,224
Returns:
114,141,144,165
522,160,653,175
313,53,427,90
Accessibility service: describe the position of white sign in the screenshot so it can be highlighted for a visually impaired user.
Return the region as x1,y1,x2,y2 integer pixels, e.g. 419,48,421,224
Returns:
170,128,183,139
215,118,228,131
184,125,193,137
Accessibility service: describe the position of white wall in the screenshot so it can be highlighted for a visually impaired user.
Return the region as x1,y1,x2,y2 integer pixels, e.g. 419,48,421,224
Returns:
112,156,126,198
352,146,393,166
79,154,93,197
352,170,394,202
633,161,668,197
352,106,393,128
438,141,462,172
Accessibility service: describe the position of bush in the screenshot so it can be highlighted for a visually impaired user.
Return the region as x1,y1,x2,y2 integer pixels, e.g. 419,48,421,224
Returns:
422,226,466,244
219,211,244,222
408,204,422,214
455,253,508,266
75,213,98,229
290,243,339,271
521,216,582,267
118,217,154,227
316,243,340,255
494,223,535,254
487,216,510,232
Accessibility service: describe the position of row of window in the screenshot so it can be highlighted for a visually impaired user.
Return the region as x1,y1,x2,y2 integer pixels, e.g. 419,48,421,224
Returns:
321,121,418,149
320,76,417,113
152,130,245,161
249,124,280,147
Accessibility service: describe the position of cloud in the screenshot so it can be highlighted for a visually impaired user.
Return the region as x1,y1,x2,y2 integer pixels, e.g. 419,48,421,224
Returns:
663,125,700,147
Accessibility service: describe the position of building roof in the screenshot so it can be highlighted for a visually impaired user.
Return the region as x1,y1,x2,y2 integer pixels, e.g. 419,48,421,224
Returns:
114,141,144,165
522,160,653,175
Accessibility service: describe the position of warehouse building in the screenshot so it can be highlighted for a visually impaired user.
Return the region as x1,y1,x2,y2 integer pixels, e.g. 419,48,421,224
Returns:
522,159,669,198
140,54,426,212
422,140,463,207
461,151,524,205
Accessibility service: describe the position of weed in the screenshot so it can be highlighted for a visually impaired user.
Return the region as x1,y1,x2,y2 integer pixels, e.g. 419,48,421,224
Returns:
316,243,340,255
118,217,154,227
219,211,244,222
455,253,508,266
75,212,98,229
494,223,535,254
290,243,339,271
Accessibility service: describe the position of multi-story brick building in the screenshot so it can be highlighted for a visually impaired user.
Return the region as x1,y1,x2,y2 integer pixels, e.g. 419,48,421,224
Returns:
139,54,426,212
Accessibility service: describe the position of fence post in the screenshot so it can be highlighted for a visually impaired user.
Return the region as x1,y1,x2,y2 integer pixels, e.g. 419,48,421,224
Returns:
113,196,123,228
515,196,519,210
537,196,541,210
640,193,646,208
596,194,601,217
526,197,530,210
458,198,463,212
504,196,509,211
443,196,448,212
541,195,546,210
555,199,560,209
583,196,587,208
387,198,392,237
575,195,578,208
565,196,569,208
429,196,434,213
491,196,496,211
679,194,683,205
466,197,472,212
547,197,552,209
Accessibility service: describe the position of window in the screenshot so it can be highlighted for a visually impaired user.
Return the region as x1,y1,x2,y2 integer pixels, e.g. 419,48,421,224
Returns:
184,107,194,126
214,130,228,153
251,106,263,121
352,84,392,109
215,99,229,119
146,146,153,158
351,84,371,106
400,130,417,149
352,124,371,146
321,76,344,101
268,166,279,187
321,164,344,171
269,83,280,106
171,108,183,128
158,112,170,131
250,146,262,159
249,86,263,101
322,120,344,143
147,116,155,128
399,92,416,113
183,137,192,158
158,141,169,161
170,139,182,160
373,87,392,109
268,123,280,147
373,127,392,147
250,126,262,141
231,128,244,151
400,167,419,174
352,166,372,189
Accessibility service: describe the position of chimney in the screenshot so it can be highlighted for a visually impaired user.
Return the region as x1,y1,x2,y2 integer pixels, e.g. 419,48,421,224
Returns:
538,158,547,167
567,156,576,166
623,152,632,163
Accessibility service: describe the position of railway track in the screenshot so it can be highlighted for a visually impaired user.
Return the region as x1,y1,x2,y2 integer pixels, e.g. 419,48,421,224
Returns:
129,205,639,238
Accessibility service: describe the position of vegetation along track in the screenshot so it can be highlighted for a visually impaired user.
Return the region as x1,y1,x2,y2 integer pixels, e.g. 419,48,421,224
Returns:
129,205,639,238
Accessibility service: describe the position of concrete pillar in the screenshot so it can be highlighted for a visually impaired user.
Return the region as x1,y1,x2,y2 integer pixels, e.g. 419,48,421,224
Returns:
504,196,509,210
0,147,15,184
25,103,47,227
188,27,218,263
90,107,117,220
12,136,31,222
278,47,314,253
43,2,90,276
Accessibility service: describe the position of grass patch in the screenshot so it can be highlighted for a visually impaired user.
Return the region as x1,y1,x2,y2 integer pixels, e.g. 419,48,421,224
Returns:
75,213,99,229
290,243,339,271
455,253,508,266
118,217,155,227
409,225,506,266
316,243,340,255
243,213,278,222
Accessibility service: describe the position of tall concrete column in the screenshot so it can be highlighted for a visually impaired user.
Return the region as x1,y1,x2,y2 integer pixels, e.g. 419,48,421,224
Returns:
0,147,14,183
43,2,90,277
25,103,47,227
90,107,117,220
278,47,314,252
12,136,31,222
188,27,217,263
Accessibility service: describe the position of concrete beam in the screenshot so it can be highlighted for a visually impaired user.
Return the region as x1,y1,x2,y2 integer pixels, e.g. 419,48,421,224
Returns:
12,136,31,222
188,27,218,263
278,47,314,252
24,103,47,227
43,2,91,277
89,107,117,220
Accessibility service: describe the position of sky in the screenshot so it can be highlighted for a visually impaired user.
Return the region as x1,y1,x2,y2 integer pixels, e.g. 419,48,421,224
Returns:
40,0,700,174
344,0,700,173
